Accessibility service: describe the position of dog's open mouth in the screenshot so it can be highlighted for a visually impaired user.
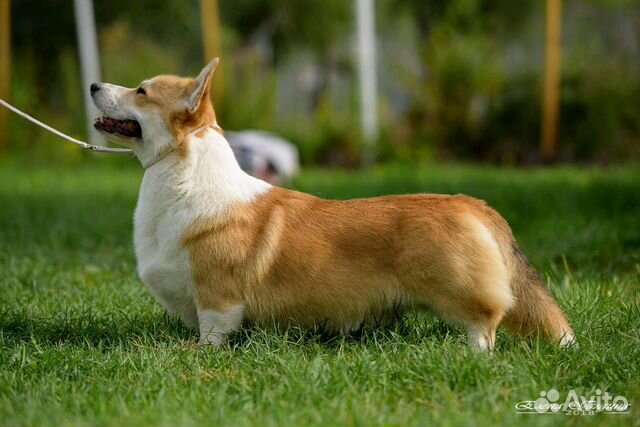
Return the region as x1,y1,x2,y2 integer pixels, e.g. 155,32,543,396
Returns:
94,117,142,138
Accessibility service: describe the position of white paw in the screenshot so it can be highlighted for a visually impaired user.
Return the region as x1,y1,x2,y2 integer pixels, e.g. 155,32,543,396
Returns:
559,331,578,348
467,326,494,352
198,332,226,346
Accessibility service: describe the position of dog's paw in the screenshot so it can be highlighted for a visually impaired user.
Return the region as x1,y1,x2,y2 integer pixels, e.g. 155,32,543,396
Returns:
198,332,226,346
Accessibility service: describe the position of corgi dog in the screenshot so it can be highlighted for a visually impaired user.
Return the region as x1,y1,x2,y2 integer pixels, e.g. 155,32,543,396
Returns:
90,58,575,350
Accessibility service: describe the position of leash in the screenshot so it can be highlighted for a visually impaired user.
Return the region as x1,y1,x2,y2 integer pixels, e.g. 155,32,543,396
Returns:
0,98,133,154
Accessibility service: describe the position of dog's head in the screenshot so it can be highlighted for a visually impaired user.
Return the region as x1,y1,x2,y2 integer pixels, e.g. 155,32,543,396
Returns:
91,58,220,165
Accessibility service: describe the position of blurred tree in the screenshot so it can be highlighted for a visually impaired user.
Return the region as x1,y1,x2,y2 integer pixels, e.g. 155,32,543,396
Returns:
0,0,9,154
11,0,75,97
219,0,351,60
387,0,536,37
11,0,200,95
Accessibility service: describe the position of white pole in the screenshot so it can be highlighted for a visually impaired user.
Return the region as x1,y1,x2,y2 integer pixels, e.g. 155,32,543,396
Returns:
355,0,378,164
73,0,104,146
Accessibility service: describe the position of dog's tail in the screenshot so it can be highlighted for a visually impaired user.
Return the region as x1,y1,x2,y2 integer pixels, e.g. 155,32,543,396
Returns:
502,243,576,346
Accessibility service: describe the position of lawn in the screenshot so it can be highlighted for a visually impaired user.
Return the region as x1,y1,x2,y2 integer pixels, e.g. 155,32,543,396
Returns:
0,160,639,427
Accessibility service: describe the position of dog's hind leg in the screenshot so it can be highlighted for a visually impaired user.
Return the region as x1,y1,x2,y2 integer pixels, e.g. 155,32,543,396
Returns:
409,217,514,351
466,313,502,351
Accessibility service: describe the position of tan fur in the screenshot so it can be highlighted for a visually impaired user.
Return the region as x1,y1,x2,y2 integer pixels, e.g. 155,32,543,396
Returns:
181,186,574,344
502,248,574,341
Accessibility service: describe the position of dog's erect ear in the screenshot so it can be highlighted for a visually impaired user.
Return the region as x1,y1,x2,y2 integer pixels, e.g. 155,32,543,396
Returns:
187,57,220,114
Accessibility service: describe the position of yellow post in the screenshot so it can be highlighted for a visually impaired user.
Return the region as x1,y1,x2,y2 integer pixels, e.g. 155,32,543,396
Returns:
0,0,10,154
541,0,562,160
199,0,223,104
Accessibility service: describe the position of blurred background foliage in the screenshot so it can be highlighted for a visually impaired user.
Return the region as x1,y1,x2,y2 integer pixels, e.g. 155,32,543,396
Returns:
6,0,640,165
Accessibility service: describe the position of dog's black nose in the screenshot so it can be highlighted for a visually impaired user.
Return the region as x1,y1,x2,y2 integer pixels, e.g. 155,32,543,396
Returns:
90,83,100,94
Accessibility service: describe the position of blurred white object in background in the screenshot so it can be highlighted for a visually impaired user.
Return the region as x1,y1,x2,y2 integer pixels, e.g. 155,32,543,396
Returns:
226,130,299,185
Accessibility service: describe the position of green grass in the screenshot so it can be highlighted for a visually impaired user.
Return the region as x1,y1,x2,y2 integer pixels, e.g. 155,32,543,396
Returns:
1,161,639,427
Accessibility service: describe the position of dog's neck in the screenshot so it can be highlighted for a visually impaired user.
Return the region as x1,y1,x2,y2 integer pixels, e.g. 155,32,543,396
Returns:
139,127,272,216
140,124,211,169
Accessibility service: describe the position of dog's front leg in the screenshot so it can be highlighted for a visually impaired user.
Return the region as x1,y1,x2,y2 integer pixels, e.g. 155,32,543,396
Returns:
197,304,245,346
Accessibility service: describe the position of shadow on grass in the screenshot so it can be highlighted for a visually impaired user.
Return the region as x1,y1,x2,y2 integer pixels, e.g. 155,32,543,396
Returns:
0,308,196,348
1,306,463,350
224,312,461,351
2,307,571,356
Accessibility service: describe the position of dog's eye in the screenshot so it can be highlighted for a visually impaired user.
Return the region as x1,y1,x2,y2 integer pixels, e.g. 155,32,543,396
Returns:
136,87,147,96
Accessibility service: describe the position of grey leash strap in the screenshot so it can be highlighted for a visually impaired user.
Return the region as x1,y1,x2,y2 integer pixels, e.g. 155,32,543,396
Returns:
0,98,133,154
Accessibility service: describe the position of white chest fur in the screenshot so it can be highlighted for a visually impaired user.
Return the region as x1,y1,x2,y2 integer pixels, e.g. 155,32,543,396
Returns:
134,166,198,326
133,130,271,328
